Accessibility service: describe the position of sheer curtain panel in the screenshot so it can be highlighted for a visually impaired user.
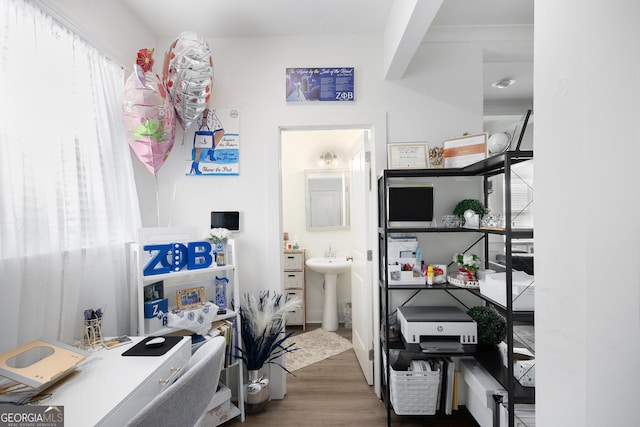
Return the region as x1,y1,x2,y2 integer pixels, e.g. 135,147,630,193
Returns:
0,0,141,353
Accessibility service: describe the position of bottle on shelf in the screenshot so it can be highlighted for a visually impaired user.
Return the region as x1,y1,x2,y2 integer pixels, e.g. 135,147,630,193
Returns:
426,265,434,286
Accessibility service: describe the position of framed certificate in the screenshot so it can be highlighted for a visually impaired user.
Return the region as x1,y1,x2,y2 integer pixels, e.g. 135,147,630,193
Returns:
442,133,487,168
387,143,429,169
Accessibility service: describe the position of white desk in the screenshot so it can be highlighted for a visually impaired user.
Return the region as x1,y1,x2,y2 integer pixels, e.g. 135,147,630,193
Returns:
46,337,191,427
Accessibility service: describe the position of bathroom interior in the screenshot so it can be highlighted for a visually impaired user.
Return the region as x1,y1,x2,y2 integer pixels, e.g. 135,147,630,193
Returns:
281,128,365,326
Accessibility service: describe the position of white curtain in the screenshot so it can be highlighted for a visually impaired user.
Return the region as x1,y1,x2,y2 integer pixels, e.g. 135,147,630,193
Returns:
0,0,141,352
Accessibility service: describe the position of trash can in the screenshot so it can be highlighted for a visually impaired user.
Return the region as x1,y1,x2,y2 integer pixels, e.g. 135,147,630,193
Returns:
343,302,352,329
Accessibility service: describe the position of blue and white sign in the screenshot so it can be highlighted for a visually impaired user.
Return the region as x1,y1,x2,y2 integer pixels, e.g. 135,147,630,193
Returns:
143,241,214,276
286,67,355,102
186,108,240,176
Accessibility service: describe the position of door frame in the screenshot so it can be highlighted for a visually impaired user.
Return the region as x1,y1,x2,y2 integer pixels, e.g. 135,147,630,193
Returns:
277,111,385,397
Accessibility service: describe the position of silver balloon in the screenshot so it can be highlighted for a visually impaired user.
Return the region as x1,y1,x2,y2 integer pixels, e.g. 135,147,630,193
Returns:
163,32,213,130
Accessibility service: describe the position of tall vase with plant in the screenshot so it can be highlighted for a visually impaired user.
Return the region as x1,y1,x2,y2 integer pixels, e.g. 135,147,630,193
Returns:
236,291,300,414
205,227,231,266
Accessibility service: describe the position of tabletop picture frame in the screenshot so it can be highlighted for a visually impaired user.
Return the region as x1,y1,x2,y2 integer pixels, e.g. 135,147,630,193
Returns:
387,142,429,169
176,286,205,310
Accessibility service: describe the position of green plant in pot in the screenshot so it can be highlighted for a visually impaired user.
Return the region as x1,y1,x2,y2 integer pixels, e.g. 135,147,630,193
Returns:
236,291,300,414
453,199,486,226
467,306,506,346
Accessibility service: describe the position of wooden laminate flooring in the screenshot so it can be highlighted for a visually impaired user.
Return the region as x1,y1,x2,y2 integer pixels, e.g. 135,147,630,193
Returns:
225,324,479,427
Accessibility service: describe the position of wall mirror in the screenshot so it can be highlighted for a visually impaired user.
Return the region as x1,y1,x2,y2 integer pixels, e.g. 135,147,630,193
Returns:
305,169,350,230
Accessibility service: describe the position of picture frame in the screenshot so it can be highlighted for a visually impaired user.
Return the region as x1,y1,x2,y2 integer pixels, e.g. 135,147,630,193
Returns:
143,280,164,302
176,286,205,310
511,109,531,151
387,143,429,169
442,133,487,168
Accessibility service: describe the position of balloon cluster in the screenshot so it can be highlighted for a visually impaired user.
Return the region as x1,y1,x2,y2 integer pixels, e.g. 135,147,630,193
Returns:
123,32,214,175
123,48,176,176
163,31,214,131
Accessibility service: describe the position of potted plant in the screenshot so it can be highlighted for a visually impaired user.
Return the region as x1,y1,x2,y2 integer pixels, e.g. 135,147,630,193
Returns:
453,199,486,226
453,252,481,280
236,291,300,413
204,227,231,266
467,306,506,346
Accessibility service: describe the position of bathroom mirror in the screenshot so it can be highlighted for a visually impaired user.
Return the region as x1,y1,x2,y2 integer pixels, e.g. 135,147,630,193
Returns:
305,169,350,230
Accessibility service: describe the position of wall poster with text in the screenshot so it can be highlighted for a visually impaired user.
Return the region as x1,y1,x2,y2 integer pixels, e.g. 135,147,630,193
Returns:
186,108,239,176
286,67,354,102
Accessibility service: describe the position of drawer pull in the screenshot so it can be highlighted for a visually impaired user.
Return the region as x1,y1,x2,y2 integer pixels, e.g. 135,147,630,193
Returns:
170,367,182,373
158,378,171,384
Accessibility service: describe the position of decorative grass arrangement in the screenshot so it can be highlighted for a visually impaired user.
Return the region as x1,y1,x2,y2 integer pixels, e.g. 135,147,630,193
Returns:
236,291,301,372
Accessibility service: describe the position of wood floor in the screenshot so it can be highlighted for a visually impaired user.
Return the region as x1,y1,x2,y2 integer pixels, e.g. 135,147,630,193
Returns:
225,324,479,427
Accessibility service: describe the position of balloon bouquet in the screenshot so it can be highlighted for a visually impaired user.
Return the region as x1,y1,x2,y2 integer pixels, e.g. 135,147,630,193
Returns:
123,47,176,175
123,32,214,175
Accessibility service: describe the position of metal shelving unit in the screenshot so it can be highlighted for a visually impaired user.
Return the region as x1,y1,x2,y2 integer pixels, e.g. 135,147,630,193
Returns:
378,151,534,427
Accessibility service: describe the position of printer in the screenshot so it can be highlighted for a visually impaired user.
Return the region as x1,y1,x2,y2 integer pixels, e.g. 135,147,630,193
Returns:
397,306,477,354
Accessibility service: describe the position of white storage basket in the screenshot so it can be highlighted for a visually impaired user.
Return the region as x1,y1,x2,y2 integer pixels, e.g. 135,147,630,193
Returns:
389,364,440,415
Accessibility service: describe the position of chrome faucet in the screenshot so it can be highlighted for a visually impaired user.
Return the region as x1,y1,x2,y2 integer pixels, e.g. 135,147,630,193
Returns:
324,244,336,258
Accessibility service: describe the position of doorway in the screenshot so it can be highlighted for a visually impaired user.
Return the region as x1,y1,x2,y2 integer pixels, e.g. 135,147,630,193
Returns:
280,125,377,389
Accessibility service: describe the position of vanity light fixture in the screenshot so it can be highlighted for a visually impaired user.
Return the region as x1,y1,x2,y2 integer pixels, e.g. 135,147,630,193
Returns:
319,151,338,166
491,78,516,89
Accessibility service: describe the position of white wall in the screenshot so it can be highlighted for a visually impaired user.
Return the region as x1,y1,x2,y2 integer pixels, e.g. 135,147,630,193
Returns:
132,35,484,302
34,0,155,70
535,1,640,426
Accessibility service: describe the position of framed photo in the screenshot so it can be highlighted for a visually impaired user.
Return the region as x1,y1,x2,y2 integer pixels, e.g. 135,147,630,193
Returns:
143,280,164,302
176,286,205,310
387,143,429,169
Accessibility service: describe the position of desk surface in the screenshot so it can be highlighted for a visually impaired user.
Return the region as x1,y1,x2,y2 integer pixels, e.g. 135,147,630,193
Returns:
46,336,191,427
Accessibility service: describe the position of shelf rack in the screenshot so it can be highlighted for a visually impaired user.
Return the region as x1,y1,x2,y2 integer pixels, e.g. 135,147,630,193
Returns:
130,231,245,424
378,151,534,427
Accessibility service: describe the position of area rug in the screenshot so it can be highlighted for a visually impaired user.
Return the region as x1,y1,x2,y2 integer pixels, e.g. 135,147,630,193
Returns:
285,328,353,372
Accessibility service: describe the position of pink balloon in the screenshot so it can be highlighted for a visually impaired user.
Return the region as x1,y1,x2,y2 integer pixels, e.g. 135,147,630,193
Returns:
163,32,213,130
123,49,176,175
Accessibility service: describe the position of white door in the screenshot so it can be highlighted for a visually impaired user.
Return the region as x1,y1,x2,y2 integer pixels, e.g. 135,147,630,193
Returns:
349,132,373,385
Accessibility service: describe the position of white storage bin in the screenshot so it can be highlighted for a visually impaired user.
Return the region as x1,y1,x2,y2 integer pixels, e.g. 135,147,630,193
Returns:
283,271,304,288
461,358,506,427
479,271,534,310
389,364,440,415
498,342,536,387
203,383,232,426
283,252,303,270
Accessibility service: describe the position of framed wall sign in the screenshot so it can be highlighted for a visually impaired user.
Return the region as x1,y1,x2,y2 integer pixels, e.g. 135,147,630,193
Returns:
387,143,429,169
286,67,355,102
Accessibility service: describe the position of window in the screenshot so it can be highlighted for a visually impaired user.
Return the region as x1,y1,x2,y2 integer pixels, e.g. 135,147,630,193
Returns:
0,0,141,352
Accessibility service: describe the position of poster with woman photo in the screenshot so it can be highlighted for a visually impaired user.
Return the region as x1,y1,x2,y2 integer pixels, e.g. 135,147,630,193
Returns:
186,108,240,176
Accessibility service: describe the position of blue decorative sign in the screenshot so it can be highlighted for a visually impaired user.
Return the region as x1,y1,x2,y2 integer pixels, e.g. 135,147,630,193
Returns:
143,241,214,276
286,67,355,102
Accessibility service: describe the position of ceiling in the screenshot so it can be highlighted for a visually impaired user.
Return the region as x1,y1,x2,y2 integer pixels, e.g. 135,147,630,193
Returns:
121,0,533,111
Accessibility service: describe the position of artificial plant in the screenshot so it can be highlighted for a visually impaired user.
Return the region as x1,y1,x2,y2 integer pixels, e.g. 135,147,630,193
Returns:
467,306,506,346
236,291,300,372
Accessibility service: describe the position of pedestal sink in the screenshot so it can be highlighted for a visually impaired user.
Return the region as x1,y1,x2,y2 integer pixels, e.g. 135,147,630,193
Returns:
306,257,352,331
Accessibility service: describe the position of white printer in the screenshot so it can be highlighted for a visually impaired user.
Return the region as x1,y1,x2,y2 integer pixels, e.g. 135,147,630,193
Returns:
397,306,477,354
